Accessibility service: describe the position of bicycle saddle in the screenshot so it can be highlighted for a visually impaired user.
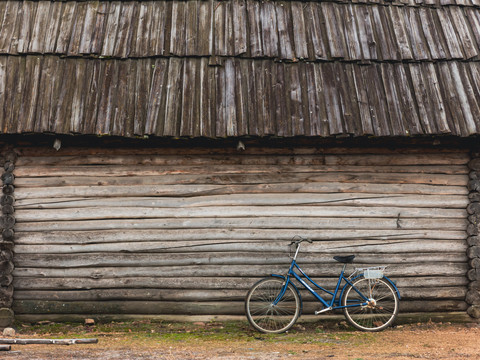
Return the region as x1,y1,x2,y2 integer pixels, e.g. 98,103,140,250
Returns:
333,255,355,263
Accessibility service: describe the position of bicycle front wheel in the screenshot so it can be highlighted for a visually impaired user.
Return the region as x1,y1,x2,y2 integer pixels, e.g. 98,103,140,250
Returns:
245,277,301,334
342,276,399,332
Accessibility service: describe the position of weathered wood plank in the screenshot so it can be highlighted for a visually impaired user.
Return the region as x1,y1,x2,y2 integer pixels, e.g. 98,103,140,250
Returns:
419,8,447,60
405,7,429,60
449,62,478,135
14,182,468,200
78,0,99,54
0,57,6,130
19,148,466,167
260,1,278,58
291,2,309,59
68,1,89,56
145,58,168,135
449,7,478,60
13,214,467,233
389,6,413,60
171,1,186,56
13,192,469,210
17,56,41,132
14,252,468,269
14,166,468,187
14,299,467,315
14,203,467,222
113,1,135,58
13,239,468,255
101,1,121,56
70,58,88,133
355,5,377,60
322,3,346,59
13,276,469,291
12,262,469,278
28,1,50,54
81,59,102,134
438,8,463,59
409,63,435,134
163,57,183,136
275,1,294,60
13,286,467,302
55,2,77,54
0,1,20,53
15,145,469,157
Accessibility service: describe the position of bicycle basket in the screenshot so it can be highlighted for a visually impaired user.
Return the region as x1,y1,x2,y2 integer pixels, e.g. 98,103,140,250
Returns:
363,266,386,279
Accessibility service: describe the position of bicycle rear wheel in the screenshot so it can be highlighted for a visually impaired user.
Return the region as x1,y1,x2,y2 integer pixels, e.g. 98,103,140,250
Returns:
245,277,301,334
342,276,399,332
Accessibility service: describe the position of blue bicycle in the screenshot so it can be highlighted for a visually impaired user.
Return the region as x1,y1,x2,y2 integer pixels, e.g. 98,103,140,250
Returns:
245,236,400,333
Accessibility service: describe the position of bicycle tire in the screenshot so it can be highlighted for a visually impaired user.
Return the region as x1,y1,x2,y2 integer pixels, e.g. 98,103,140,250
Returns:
342,276,399,332
245,277,301,334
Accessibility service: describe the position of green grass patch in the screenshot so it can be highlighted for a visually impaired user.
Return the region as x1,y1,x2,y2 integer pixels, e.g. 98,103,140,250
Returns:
13,319,375,347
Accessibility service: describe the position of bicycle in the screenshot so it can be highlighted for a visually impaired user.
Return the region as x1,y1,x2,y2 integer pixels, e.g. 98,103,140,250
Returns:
245,236,400,333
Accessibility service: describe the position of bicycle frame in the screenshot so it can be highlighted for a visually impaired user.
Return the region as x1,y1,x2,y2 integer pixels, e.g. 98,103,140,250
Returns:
272,258,369,311
272,241,372,312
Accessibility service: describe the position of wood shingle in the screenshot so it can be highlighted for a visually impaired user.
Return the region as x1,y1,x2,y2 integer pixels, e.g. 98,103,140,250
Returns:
0,0,479,138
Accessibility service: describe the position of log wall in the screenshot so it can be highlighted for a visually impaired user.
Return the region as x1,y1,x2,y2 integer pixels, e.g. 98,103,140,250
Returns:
0,147,16,327
10,146,470,321
466,152,480,319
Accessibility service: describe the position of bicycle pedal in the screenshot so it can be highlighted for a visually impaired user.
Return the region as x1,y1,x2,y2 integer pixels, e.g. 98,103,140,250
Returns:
315,307,332,315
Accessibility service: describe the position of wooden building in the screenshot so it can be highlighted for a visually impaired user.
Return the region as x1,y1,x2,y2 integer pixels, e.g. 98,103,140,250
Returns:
0,0,479,325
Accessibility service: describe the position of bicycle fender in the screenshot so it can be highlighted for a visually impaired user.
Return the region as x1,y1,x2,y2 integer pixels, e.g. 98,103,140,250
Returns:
270,274,303,311
339,274,401,303
382,275,401,300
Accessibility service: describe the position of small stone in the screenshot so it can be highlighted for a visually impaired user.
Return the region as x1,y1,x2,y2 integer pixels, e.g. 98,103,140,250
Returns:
84,318,95,326
2,327,15,337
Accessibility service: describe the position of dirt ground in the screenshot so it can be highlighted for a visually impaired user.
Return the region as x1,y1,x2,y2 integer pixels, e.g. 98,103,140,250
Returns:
1,320,479,360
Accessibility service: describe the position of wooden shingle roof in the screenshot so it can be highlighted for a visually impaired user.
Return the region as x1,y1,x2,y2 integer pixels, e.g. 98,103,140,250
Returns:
0,0,479,138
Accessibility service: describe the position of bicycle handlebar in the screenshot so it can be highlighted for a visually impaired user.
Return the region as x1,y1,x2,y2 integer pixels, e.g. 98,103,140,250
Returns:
290,235,313,246
289,236,312,259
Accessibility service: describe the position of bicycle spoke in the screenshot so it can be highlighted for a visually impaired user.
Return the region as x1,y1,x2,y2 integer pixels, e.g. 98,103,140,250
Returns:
342,277,398,331
246,278,301,333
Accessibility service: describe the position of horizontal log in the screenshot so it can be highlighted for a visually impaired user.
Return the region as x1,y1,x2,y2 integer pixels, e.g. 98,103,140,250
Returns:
11,299,469,315
12,238,468,255
14,229,467,244
13,276,469,291
15,146,469,158
12,263,469,278
15,152,469,168
13,172,468,187
14,217,468,233
14,205,467,222
13,286,467,302
13,252,468,269
14,183,468,200
15,194,469,210
0,338,98,345
13,165,470,181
